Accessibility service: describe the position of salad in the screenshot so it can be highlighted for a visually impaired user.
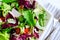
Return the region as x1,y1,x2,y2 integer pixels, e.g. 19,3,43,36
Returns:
0,0,47,40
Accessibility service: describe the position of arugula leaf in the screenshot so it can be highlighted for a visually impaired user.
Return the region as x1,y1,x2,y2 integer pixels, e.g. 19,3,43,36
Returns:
23,10,36,26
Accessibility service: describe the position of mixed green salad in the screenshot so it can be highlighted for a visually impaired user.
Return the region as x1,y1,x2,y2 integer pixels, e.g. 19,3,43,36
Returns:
0,0,47,40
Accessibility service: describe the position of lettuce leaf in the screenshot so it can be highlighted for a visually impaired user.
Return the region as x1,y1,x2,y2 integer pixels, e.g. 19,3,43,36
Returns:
0,32,9,40
1,3,11,17
38,10,46,27
23,10,36,26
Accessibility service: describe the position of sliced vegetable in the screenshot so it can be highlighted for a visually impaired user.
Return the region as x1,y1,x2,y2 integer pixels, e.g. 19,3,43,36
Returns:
15,28,20,34
24,28,30,34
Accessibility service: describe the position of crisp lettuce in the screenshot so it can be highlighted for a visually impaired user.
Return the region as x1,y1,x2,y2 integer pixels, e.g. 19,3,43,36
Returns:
0,32,10,40
1,3,11,17
38,10,46,27
23,10,36,26
34,5,47,27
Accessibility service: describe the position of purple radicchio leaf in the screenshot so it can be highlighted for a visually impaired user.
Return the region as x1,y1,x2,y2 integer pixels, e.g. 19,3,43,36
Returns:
18,0,36,9
34,31,39,38
2,13,18,29
18,0,25,6
17,34,33,40
10,35,17,40
5,13,14,21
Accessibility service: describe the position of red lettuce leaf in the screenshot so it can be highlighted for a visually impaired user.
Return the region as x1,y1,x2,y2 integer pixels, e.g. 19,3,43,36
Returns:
10,35,16,40
2,13,18,29
34,31,39,38
18,0,36,9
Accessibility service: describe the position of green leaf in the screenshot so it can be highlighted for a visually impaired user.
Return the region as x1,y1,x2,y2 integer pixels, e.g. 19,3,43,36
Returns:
0,32,9,40
18,15,26,23
38,10,46,27
2,27,12,33
23,10,36,26
2,0,17,3
2,3,11,17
